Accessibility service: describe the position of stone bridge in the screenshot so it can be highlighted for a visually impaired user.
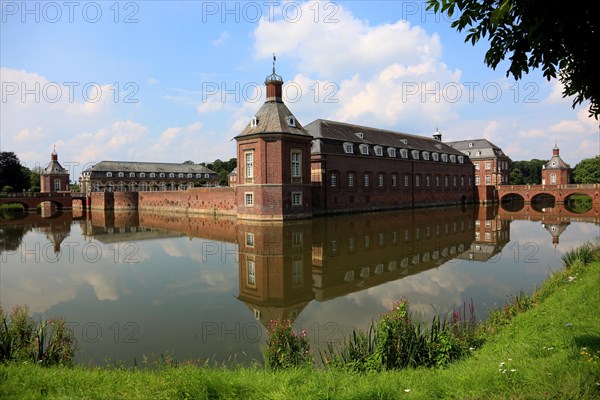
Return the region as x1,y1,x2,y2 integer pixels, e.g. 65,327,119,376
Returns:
498,203,600,224
0,192,87,211
497,184,600,206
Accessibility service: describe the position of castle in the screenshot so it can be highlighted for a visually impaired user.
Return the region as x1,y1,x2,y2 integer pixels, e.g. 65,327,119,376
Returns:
75,65,490,220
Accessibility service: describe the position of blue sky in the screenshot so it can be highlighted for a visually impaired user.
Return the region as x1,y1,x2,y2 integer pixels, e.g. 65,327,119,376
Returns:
1,1,598,180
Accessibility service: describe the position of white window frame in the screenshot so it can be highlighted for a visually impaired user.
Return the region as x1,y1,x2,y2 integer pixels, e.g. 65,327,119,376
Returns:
432,152,439,161
245,151,254,179
106,172,112,177
400,149,409,159
291,150,302,178
348,172,354,187
411,150,420,160
343,142,354,154
422,151,430,161
292,192,302,206
387,147,397,157
245,192,254,206
374,146,383,156
364,173,370,187
359,144,369,155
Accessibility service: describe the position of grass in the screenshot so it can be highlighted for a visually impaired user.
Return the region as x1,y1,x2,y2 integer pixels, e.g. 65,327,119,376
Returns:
1,244,599,399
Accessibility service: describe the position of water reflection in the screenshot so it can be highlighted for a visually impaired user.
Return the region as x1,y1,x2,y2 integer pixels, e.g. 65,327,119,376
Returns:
1,203,597,365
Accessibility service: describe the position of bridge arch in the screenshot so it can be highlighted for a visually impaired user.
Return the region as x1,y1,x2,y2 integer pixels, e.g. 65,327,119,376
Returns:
530,193,556,212
500,193,525,212
564,192,593,213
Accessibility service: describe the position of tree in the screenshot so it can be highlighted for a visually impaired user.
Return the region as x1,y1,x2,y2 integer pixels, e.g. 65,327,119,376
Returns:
509,159,547,184
183,160,194,164
427,0,600,117
573,156,600,183
0,152,29,192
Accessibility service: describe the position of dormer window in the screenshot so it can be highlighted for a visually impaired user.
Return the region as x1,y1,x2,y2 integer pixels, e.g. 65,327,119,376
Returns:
551,161,556,167
250,116,259,127
400,139,408,145
169,173,174,178
422,151,430,161
400,149,409,159
441,154,448,162
458,156,464,164
178,173,184,178
387,147,396,157
150,173,156,178
469,142,474,148
432,152,439,161
139,172,145,177
160,173,165,178
355,132,364,139
476,151,481,156
106,172,112,177
374,146,383,156
343,142,354,154
359,144,369,155
450,155,456,163
129,172,135,177
411,150,420,160
287,116,296,127
187,173,193,178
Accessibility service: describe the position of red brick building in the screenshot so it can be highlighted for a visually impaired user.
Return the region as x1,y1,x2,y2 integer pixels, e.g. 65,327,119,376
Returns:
541,144,571,185
234,68,313,220
40,149,70,193
307,122,474,214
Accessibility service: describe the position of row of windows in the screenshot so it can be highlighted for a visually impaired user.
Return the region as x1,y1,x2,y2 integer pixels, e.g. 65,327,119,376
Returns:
343,143,464,163
474,160,509,171
93,182,195,192
244,149,303,181
244,191,303,207
105,172,212,179
329,171,471,189
475,174,506,185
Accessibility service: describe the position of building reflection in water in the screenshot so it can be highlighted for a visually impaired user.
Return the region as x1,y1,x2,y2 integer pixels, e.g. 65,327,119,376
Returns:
5,202,597,329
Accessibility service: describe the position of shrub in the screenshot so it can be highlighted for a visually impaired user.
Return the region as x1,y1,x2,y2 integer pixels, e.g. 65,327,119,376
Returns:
0,305,77,366
264,319,311,369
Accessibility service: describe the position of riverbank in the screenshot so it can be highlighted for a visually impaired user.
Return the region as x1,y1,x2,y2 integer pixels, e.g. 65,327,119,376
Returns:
1,246,599,399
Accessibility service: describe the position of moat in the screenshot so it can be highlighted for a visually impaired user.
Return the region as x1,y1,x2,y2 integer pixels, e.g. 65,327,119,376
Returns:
1,204,598,366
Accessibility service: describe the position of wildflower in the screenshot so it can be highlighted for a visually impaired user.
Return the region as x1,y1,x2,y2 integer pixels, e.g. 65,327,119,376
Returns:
547,347,554,350
565,323,572,327
510,369,516,372
404,389,411,393
469,347,476,351
567,276,576,282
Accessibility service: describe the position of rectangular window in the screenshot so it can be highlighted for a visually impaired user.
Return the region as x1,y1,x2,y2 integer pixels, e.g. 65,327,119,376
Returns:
391,174,397,187
475,176,480,185
247,259,256,287
550,173,556,184
445,176,449,187
378,173,384,187
375,146,383,156
364,173,370,187
54,179,61,191
388,148,396,157
404,175,409,187
292,232,303,246
344,143,353,153
453,176,457,187
436,175,440,187
475,162,480,170
485,161,491,170
246,233,254,247
292,259,303,287
415,175,420,187
485,175,491,184
292,192,302,206
245,192,254,206
245,151,254,179
291,150,301,178
360,145,369,155
330,172,337,187
348,172,354,187
426,175,431,187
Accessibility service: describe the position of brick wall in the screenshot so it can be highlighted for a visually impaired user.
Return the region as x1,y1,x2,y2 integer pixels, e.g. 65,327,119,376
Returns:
311,154,475,215
139,187,237,216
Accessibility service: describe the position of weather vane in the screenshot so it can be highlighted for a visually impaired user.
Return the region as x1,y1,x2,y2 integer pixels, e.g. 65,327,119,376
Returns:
273,53,276,74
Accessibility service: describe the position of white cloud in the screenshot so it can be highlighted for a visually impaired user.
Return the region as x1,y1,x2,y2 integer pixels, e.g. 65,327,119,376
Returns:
211,31,231,47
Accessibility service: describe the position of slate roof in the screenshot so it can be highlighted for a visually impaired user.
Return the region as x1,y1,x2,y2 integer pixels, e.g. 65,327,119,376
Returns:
236,101,311,137
43,160,69,174
305,119,465,157
544,147,570,170
83,161,217,175
446,139,509,160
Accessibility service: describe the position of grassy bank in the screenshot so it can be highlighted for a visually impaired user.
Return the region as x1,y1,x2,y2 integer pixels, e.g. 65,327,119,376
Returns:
1,248,599,399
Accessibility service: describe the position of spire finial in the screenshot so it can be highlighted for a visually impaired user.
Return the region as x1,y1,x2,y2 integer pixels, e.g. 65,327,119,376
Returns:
273,53,276,74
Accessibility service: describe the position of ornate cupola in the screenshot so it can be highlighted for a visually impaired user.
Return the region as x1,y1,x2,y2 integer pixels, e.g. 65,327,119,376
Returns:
542,143,571,185
234,56,313,220
40,146,70,193
265,56,283,102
